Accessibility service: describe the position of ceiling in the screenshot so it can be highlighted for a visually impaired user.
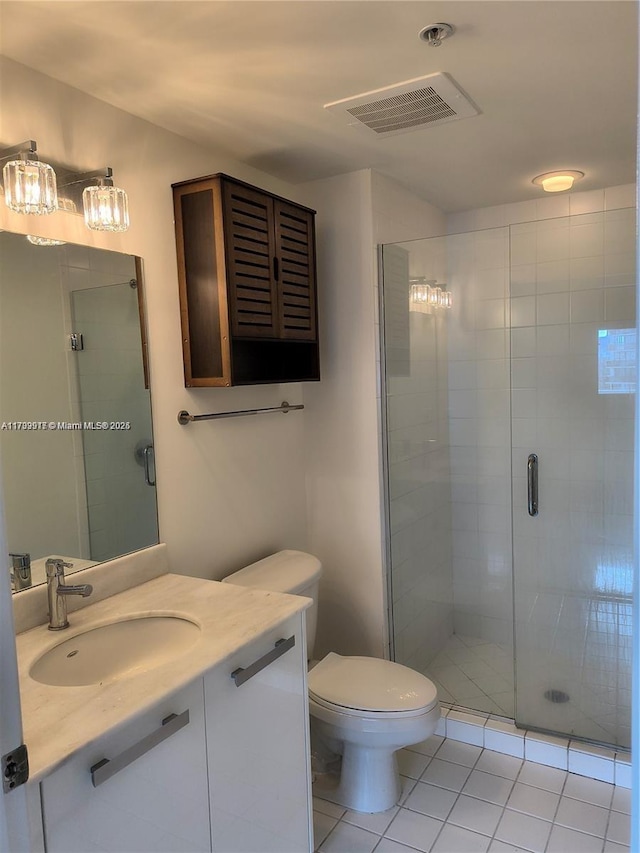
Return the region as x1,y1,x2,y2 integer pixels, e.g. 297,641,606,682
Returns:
0,1,637,212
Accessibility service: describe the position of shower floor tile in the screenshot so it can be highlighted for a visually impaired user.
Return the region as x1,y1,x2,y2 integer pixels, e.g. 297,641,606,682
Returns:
425,634,515,717
421,595,631,748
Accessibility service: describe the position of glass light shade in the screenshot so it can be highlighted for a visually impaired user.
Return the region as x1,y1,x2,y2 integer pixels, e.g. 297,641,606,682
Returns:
429,286,442,307
532,170,584,193
410,283,430,304
542,175,574,192
444,291,453,309
83,184,130,232
57,197,77,214
3,159,58,214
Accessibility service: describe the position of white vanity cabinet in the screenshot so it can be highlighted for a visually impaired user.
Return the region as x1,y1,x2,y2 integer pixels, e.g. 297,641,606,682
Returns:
40,678,211,853
205,613,312,853
38,612,312,853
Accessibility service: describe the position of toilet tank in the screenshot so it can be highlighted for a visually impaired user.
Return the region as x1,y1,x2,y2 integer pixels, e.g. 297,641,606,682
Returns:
222,550,322,658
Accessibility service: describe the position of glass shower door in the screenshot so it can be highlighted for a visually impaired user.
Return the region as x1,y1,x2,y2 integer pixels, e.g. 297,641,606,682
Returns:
71,281,158,562
511,208,635,747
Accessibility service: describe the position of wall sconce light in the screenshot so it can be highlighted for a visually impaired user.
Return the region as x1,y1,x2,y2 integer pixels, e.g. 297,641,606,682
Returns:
1,141,58,215
0,140,130,232
410,278,452,312
532,170,584,193
82,174,130,232
409,279,434,312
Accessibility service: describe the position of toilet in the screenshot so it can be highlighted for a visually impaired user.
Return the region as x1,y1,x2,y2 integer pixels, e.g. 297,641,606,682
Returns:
222,550,440,813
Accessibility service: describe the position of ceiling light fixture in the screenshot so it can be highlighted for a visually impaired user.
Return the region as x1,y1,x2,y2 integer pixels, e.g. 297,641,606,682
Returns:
532,170,584,193
1,141,58,215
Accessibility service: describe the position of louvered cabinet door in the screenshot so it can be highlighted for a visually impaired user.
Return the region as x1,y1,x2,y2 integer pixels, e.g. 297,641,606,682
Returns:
173,172,320,385
274,200,317,341
223,181,279,339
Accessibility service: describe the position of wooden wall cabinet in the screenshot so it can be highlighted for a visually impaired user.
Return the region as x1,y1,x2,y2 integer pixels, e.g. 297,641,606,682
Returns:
173,174,320,386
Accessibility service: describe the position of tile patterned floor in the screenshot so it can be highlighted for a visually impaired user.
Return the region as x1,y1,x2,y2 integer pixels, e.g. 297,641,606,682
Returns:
313,739,631,853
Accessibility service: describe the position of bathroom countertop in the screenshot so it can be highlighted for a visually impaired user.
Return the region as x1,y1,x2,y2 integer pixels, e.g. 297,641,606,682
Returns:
16,573,310,782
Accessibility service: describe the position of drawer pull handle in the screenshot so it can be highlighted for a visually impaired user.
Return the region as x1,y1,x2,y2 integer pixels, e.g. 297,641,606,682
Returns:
231,635,295,687
90,710,190,787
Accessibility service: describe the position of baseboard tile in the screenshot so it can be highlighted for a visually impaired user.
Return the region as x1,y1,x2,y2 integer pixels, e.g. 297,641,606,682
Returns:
437,702,630,788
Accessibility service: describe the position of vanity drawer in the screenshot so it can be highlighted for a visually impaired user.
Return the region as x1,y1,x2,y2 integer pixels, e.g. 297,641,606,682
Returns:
40,679,211,853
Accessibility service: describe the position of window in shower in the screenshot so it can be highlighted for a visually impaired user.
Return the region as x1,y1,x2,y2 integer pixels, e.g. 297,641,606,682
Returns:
597,328,636,394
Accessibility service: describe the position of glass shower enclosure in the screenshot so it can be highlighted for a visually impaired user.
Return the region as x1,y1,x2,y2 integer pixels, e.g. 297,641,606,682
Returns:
380,207,636,748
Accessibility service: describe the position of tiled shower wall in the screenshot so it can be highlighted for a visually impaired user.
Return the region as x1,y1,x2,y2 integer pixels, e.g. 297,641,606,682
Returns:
444,183,635,745
382,183,635,740
446,227,513,652
509,206,635,747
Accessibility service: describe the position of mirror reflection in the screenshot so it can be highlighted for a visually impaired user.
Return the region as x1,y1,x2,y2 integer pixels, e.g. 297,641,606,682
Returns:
0,232,158,591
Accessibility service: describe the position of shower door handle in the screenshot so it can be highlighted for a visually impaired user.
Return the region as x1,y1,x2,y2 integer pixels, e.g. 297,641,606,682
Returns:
527,453,538,517
134,440,155,486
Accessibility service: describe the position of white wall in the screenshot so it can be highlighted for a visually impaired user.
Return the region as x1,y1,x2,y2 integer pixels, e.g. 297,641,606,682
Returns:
298,171,384,657
371,173,447,246
296,170,449,661
0,57,310,579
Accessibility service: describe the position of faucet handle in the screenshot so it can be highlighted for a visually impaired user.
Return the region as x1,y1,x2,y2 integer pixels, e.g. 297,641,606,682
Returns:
45,558,74,578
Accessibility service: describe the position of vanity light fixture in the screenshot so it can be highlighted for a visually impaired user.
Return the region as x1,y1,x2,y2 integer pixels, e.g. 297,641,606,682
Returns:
0,141,58,215
82,173,130,232
0,140,130,232
532,170,584,193
409,278,434,312
409,278,452,312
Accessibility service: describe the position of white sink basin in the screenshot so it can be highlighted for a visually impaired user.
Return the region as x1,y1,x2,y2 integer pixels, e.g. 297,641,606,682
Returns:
30,616,201,687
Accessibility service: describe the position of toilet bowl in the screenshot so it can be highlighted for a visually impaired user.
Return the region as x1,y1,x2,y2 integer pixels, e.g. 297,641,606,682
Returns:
308,652,439,812
222,550,440,813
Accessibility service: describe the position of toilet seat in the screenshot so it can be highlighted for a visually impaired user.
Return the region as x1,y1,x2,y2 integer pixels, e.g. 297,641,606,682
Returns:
309,693,434,720
308,653,438,717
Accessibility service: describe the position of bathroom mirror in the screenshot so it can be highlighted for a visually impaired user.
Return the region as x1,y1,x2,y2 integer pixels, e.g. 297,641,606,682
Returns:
0,231,158,592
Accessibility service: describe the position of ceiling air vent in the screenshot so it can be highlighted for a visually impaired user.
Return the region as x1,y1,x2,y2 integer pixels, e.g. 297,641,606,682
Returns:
324,72,479,137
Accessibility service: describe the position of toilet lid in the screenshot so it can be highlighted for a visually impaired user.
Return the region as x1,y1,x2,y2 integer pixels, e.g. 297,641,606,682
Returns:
308,653,438,713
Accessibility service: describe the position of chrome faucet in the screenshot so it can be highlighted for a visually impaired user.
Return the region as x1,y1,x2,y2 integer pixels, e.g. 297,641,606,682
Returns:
9,553,31,591
45,558,93,630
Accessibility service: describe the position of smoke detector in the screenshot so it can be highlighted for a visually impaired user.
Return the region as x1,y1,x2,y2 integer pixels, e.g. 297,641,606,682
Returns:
324,72,479,137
